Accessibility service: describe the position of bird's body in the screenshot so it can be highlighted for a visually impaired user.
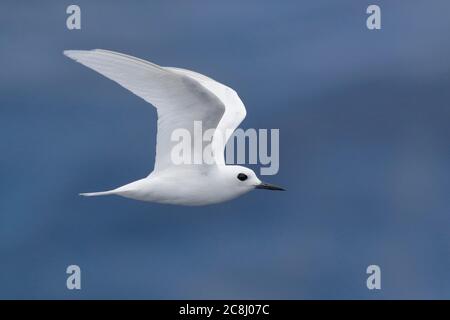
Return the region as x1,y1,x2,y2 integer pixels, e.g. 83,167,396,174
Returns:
84,165,257,206
65,49,284,206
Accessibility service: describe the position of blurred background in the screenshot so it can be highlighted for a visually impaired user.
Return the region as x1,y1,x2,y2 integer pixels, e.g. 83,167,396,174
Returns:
0,0,449,299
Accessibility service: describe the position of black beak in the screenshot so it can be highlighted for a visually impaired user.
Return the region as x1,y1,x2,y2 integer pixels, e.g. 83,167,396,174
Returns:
255,182,286,191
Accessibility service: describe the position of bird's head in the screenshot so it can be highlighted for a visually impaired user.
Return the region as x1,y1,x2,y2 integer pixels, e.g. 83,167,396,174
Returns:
222,165,285,192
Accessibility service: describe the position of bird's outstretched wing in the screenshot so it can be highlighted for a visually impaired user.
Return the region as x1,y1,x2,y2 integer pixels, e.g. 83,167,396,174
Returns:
64,49,246,170
165,67,247,165
64,49,226,172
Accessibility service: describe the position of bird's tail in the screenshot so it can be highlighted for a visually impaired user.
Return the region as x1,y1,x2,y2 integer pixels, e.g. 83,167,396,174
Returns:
79,190,117,197
79,180,142,198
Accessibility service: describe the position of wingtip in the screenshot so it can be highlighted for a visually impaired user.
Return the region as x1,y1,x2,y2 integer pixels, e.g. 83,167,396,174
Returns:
63,49,94,60
63,50,80,61
63,49,75,57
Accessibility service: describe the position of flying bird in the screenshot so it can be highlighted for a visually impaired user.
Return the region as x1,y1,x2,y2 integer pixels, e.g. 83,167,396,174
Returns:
64,49,284,206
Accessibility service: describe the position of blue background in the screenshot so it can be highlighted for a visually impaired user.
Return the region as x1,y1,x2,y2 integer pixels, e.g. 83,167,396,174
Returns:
1,1,449,299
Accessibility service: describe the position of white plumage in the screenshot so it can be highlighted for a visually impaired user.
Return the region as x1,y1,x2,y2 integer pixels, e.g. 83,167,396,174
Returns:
64,49,283,206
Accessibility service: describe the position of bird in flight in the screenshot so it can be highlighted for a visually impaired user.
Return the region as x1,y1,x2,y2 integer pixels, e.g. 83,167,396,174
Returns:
64,49,284,206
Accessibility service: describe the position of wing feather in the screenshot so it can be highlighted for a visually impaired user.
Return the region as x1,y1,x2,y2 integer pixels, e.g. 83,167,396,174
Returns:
166,67,247,164
64,49,226,171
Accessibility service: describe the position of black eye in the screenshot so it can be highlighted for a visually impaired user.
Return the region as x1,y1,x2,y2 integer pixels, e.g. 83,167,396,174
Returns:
237,173,248,181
